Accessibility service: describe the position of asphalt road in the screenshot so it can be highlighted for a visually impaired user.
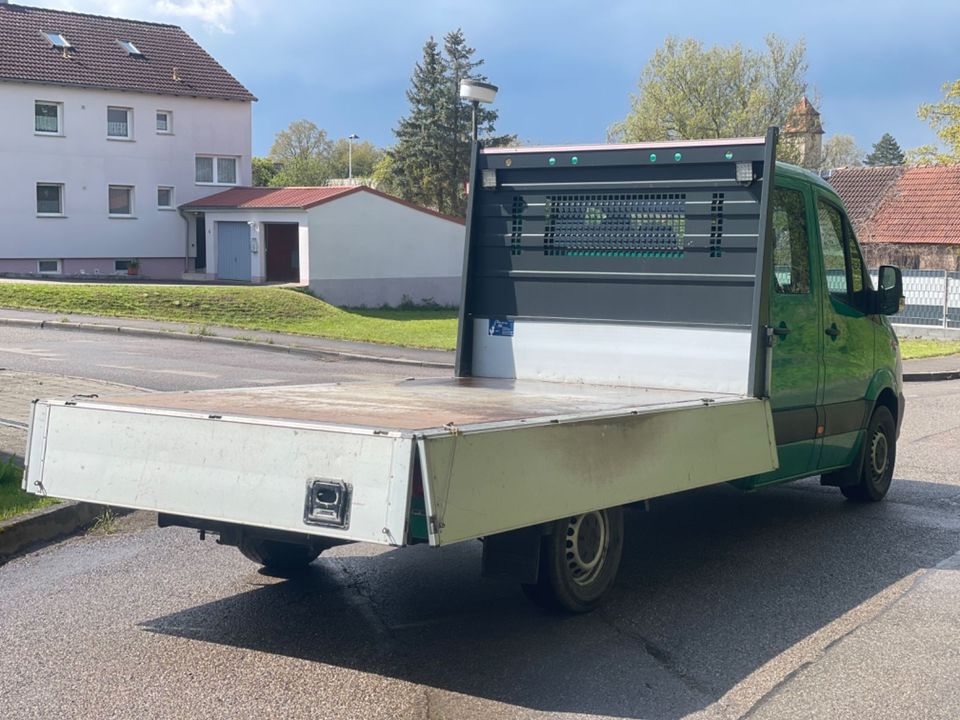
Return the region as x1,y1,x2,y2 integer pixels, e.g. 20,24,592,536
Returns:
1,328,959,719
0,325,440,391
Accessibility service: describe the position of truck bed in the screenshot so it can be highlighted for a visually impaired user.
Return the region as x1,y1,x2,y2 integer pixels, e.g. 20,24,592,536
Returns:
25,378,778,548
90,377,737,433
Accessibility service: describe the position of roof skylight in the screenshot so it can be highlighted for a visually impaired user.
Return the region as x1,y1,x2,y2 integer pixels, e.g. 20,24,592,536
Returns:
117,39,143,56
42,31,72,48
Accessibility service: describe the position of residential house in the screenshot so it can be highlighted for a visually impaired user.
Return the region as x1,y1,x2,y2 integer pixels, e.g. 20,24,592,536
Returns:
181,186,466,306
828,165,960,270
0,1,254,278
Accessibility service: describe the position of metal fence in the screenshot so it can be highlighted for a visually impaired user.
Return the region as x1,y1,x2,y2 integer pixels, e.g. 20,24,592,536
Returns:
870,269,960,329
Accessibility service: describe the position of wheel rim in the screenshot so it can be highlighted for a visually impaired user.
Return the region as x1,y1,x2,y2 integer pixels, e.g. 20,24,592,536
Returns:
565,511,610,586
869,429,889,479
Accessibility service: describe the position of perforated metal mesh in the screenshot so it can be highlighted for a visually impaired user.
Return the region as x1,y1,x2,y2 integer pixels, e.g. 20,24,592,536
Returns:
510,196,524,256
543,193,687,257
710,193,725,258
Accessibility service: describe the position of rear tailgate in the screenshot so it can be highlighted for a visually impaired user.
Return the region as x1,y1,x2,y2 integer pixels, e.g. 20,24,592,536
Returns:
24,398,414,546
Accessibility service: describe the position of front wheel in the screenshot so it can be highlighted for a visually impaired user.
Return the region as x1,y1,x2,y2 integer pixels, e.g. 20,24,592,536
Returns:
841,406,897,502
522,507,624,613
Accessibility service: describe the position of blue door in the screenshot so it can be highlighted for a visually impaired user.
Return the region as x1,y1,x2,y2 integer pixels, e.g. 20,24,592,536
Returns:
217,222,251,281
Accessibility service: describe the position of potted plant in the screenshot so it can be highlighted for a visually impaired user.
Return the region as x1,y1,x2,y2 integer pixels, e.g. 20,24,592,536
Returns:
127,259,140,277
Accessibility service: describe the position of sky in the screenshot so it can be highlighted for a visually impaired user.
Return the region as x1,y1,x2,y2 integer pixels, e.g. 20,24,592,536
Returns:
40,0,960,157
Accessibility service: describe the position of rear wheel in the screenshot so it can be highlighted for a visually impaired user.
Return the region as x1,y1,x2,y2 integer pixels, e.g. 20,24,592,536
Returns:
522,507,624,613
840,406,896,502
238,537,330,574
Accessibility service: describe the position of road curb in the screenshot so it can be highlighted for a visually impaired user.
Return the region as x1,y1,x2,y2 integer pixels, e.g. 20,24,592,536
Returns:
0,316,454,370
903,369,960,382
0,500,110,565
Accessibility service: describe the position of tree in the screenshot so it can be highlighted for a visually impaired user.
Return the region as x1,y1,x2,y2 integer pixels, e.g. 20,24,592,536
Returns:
268,119,331,186
610,35,811,143
821,134,863,169
325,138,384,180
386,30,510,217
252,157,279,186
864,133,905,166
910,80,960,165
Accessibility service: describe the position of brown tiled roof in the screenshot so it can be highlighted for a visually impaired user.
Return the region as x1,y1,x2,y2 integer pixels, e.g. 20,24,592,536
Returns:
827,165,904,229
182,186,466,224
867,166,960,245
0,3,255,101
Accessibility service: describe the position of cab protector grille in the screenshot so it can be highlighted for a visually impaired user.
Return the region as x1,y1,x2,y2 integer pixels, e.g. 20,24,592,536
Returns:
710,192,725,258
543,193,687,257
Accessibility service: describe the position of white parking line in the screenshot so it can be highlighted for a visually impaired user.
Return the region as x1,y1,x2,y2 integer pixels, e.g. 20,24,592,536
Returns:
97,364,220,379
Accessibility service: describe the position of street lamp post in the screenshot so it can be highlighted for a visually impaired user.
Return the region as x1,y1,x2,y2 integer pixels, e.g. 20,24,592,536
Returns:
347,133,359,180
458,79,498,143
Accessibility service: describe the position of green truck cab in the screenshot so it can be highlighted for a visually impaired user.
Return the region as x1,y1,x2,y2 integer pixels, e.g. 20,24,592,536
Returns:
738,162,905,501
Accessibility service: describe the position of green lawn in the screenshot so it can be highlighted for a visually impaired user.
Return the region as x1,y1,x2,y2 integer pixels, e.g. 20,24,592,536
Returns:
0,283,458,350
0,459,57,522
898,338,960,361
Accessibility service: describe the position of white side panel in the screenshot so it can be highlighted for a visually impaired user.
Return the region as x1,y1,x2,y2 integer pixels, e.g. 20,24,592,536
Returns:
472,319,751,394
29,403,413,545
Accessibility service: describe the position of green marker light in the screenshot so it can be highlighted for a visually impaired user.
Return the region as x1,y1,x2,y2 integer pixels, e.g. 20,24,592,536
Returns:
649,153,657,162
674,152,682,162
570,156,579,165
548,157,556,166
724,151,734,160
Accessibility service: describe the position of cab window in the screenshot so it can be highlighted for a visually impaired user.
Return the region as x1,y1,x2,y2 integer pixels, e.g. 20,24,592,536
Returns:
771,187,810,294
817,199,873,313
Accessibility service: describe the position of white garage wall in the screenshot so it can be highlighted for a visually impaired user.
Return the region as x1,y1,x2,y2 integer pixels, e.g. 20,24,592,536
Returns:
307,191,465,307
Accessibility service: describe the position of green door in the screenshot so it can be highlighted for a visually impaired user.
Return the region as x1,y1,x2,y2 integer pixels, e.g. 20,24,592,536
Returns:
814,195,876,470
754,181,823,485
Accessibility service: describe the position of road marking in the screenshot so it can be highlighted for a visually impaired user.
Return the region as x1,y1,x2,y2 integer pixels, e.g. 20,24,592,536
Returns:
0,347,63,361
97,364,220,379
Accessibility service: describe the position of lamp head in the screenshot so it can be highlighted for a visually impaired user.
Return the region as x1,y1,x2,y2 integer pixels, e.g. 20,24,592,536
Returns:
459,78,498,104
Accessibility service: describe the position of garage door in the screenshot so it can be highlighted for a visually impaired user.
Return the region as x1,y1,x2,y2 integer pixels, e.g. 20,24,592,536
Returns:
217,222,251,281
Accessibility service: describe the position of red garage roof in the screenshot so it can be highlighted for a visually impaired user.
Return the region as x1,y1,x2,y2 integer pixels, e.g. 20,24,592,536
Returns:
182,186,466,224
0,3,255,101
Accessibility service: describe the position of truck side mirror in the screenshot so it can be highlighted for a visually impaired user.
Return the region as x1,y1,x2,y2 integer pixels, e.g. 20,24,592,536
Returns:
877,265,904,316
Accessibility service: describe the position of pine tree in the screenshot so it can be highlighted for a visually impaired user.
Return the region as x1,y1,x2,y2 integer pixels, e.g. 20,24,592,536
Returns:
864,133,906,166
390,38,449,212
388,31,511,217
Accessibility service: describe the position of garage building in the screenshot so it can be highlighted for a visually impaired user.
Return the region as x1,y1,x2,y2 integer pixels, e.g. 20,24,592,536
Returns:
181,186,466,307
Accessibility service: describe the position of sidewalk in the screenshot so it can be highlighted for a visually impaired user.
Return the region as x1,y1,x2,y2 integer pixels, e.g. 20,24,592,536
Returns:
902,353,960,381
0,307,455,368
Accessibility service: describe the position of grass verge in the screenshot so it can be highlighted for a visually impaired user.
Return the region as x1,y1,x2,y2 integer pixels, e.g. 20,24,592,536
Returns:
0,458,57,522
898,338,960,361
0,283,458,350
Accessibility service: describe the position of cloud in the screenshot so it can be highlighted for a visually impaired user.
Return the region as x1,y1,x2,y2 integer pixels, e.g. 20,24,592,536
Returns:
42,0,249,33
154,0,238,33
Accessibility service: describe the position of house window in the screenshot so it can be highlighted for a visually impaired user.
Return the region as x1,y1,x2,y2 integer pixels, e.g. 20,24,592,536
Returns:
117,39,142,56
36,183,64,215
38,260,62,274
35,101,62,134
107,107,132,138
196,155,239,185
114,260,132,272
157,186,174,209
42,31,71,48
108,185,134,216
156,110,172,133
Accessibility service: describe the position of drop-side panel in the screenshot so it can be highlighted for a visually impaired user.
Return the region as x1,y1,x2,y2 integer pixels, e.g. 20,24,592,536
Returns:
419,397,777,545
25,401,414,546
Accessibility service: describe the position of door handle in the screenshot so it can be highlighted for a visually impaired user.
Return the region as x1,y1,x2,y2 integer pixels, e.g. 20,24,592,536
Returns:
825,323,840,338
772,323,791,337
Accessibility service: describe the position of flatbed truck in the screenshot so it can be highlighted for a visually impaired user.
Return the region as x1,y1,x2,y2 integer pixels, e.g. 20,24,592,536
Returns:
23,129,905,612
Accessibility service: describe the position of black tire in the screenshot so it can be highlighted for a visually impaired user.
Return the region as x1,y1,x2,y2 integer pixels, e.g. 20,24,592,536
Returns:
840,406,896,502
522,507,624,613
238,537,327,574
